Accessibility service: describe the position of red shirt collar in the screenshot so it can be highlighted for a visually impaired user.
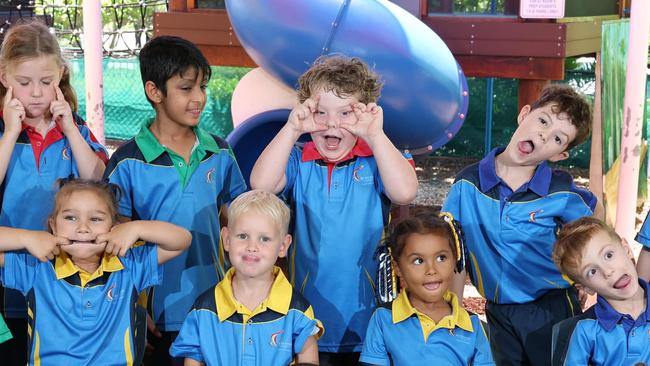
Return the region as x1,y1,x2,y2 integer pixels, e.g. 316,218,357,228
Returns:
301,138,374,163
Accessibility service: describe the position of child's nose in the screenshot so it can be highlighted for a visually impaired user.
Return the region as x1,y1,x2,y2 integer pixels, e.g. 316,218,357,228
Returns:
326,115,339,128
31,83,43,97
538,132,547,143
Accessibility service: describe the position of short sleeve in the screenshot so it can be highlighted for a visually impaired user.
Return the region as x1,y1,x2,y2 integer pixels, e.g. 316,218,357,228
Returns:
0,252,40,295
121,245,161,292
442,180,462,219
471,316,496,365
637,212,650,248
104,156,134,218
561,182,596,223
562,325,593,366
292,305,324,355
218,148,247,206
359,310,391,366
169,309,204,362
75,115,109,164
282,146,301,197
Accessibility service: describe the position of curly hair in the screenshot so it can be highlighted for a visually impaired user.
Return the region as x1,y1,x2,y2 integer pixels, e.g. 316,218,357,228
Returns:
297,54,383,104
530,84,592,150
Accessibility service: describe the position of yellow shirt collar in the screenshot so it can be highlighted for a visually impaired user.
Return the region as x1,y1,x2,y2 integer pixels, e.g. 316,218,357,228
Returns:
54,251,124,287
392,290,473,340
215,266,293,322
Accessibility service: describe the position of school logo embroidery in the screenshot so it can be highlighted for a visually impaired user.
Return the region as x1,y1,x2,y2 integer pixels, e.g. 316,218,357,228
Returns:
206,168,215,184
352,165,364,182
106,284,116,301
62,146,71,160
528,209,544,223
270,330,284,347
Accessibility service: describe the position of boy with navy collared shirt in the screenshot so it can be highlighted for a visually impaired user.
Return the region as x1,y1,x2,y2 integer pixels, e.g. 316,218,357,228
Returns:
171,189,323,366
442,84,603,366
552,217,650,365
250,55,418,365
104,36,246,365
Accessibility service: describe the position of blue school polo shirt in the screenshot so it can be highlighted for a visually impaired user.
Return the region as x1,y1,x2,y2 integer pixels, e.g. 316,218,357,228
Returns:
360,290,494,366
283,140,411,352
442,147,596,304
635,213,650,248
170,267,323,366
0,114,108,319
104,121,246,331
560,280,650,365
0,245,160,365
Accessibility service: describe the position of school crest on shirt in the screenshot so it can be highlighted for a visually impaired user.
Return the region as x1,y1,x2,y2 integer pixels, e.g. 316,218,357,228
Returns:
352,164,373,185
206,168,215,184
269,330,291,350
106,284,116,302
62,146,71,160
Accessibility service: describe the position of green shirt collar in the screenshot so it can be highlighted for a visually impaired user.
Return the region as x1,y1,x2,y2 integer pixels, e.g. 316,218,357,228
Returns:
134,119,221,163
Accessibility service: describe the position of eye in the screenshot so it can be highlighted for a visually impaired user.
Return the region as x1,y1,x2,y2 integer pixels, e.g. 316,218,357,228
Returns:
436,254,447,263
42,80,52,85
260,236,271,243
412,257,423,265
200,84,207,91
90,217,105,222
586,268,597,278
605,250,614,260
18,81,29,86
538,117,547,125
63,215,77,221
554,136,563,145
236,233,247,240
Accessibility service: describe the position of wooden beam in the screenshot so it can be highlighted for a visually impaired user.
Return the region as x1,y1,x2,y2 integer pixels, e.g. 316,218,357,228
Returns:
456,55,564,80
518,79,550,111
197,45,256,67
169,0,187,12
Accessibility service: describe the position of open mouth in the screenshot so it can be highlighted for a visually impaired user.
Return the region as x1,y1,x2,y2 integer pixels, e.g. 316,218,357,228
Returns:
613,274,631,290
423,281,441,291
518,140,534,155
242,255,260,263
68,240,97,245
324,135,342,150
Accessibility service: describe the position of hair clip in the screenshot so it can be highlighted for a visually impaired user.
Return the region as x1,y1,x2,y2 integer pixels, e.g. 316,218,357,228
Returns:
439,212,466,274
376,243,398,305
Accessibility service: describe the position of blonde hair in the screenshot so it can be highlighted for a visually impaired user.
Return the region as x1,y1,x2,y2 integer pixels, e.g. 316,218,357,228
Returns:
48,179,121,233
0,19,77,111
553,217,621,282
227,190,290,236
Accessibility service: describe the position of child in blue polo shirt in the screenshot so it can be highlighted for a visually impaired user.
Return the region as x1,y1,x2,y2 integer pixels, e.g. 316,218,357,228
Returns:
552,217,650,365
360,210,494,366
104,35,246,365
250,55,418,365
171,189,323,366
442,84,603,366
0,178,191,365
0,20,108,364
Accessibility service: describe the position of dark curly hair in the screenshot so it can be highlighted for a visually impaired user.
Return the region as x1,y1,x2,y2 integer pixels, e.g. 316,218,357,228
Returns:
297,54,383,104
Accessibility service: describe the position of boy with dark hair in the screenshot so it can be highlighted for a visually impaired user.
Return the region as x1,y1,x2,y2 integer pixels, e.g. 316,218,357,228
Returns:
104,35,246,365
250,55,418,365
442,84,603,366
551,217,650,365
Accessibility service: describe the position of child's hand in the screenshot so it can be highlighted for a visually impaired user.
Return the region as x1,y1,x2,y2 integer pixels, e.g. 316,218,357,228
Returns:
24,232,68,262
342,102,384,141
50,86,76,135
96,222,140,257
2,87,25,138
287,97,327,134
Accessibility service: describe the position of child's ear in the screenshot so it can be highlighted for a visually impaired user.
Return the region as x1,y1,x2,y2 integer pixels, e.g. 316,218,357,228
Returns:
144,80,163,104
220,227,230,252
548,150,570,162
0,72,8,88
575,282,596,296
621,238,635,260
517,105,531,125
48,217,57,235
278,234,292,258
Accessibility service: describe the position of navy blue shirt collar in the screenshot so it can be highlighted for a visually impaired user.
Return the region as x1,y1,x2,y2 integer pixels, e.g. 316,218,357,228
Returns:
478,147,552,196
595,279,650,332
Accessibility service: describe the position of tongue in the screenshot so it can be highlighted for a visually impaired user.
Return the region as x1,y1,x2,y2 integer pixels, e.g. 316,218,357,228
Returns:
325,136,340,149
518,141,534,154
614,274,630,289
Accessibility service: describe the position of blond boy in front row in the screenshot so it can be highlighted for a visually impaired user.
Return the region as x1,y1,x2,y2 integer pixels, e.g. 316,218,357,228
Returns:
170,189,323,366
552,217,650,365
